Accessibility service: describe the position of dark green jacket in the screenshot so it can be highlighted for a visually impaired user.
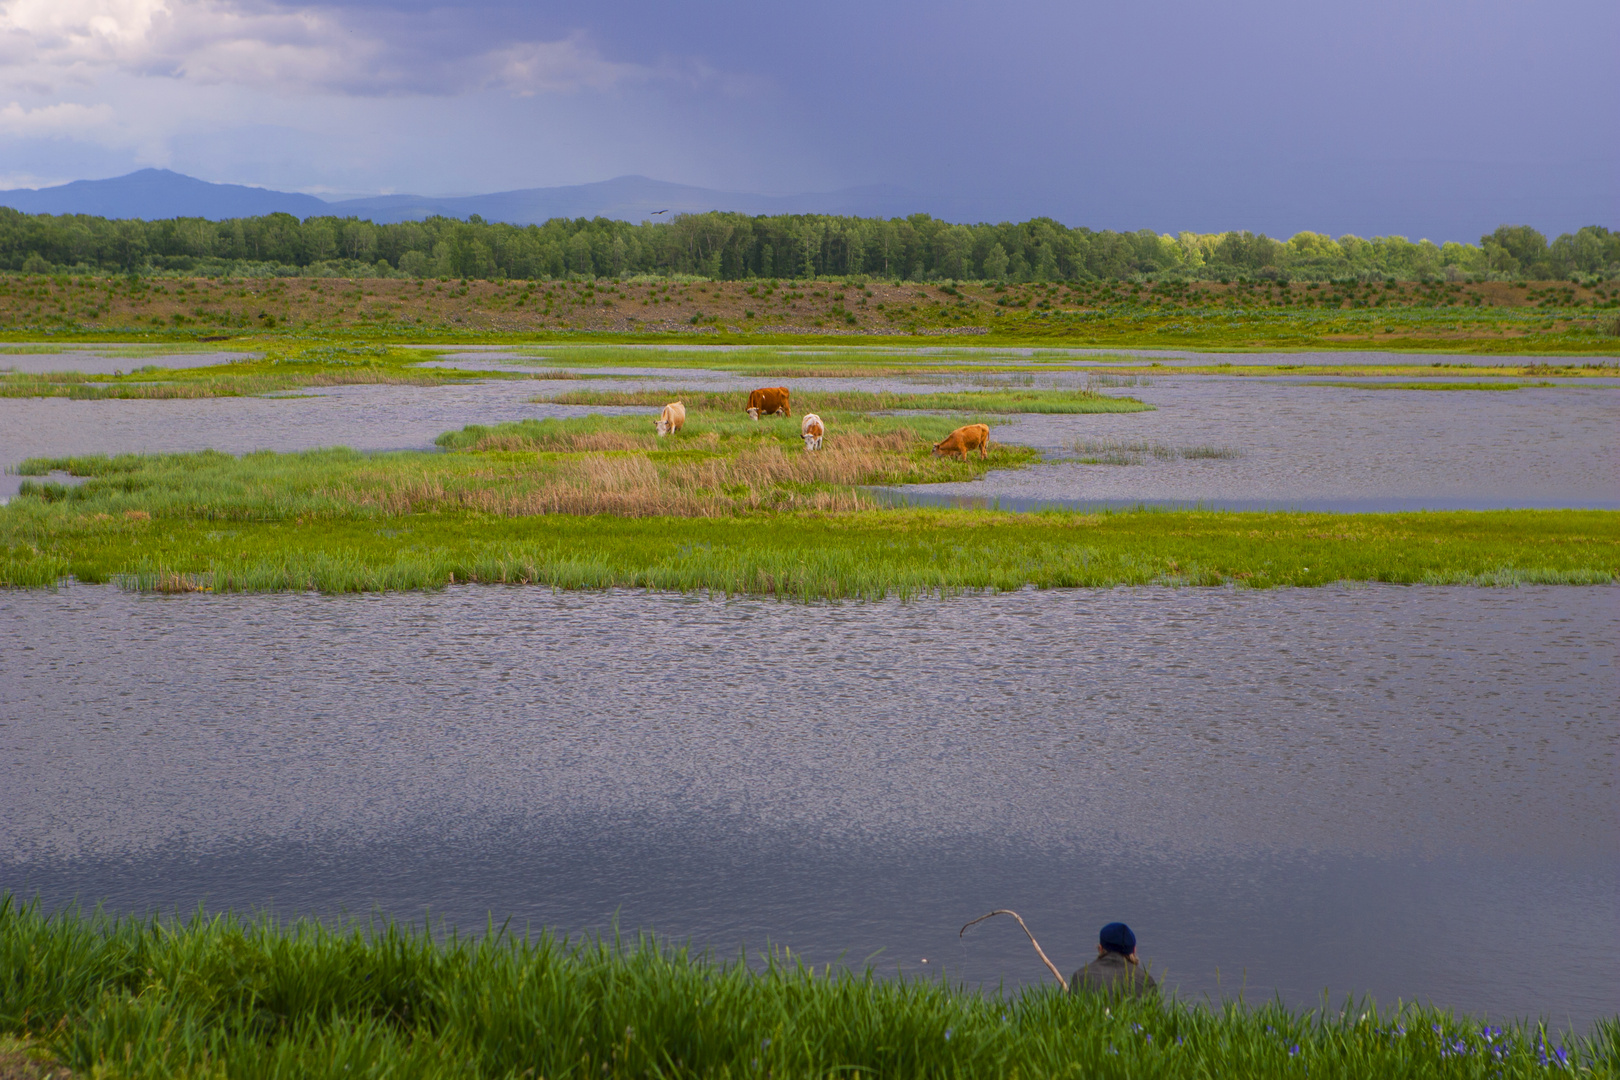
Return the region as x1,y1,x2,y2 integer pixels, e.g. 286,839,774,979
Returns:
1070,952,1158,995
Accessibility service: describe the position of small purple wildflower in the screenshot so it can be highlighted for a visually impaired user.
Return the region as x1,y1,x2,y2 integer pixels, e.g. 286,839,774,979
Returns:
1289,1045,1301,1057
943,1029,952,1042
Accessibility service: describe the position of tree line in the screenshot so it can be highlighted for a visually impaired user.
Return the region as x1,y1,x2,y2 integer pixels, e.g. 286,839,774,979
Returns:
0,206,1613,282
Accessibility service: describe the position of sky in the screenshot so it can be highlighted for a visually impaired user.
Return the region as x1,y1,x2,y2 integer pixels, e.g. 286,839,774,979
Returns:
0,0,1615,242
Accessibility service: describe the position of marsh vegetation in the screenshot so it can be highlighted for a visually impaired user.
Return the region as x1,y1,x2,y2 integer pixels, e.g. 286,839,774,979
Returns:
0,343,499,399
1069,439,1244,464
1,343,1614,596
3,457,1612,598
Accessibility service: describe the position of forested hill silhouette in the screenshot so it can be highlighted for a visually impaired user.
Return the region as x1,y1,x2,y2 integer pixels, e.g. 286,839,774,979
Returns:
0,170,920,225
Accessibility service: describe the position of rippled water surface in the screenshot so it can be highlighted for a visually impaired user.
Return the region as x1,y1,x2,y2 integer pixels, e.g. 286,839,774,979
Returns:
882,378,1618,511
3,585,1615,1027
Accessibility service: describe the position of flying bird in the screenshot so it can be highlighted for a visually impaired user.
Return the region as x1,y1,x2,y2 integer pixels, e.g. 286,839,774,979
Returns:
651,209,669,215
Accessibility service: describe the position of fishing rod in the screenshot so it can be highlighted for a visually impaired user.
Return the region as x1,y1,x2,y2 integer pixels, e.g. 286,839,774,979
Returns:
959,909,1067,988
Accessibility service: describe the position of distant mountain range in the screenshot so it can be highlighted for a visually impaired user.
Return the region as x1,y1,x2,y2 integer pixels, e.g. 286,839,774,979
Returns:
0,169,929,225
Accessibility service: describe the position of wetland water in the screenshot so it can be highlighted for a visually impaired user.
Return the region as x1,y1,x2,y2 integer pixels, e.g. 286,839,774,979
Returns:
2,585,1615,1028
2,355,1614,510
1,350,1615,1027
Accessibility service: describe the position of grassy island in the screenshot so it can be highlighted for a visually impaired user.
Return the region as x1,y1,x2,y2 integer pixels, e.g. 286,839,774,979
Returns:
0,899,1611,1080
1,351,1614,596
2,405,1613,595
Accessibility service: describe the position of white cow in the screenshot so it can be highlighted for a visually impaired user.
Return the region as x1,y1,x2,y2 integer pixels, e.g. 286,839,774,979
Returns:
800,413,825,451
655,401,686,437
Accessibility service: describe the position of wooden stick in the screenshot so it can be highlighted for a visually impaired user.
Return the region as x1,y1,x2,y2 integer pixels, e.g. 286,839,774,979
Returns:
959,909,1068,988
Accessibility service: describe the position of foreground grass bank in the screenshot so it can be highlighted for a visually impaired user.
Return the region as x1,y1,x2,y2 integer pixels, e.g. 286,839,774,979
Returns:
1,900,1610,1080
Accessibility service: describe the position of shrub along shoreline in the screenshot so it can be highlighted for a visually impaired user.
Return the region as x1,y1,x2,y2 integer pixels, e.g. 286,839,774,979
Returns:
0,899,1611,1079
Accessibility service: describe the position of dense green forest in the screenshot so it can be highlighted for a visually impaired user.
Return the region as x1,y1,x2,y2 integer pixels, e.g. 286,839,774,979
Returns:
1,205,1614,282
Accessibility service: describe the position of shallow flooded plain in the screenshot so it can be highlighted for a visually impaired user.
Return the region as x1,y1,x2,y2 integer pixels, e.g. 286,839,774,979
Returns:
3,584,1615,1028
3,347,1614,510
1,345,1615,1031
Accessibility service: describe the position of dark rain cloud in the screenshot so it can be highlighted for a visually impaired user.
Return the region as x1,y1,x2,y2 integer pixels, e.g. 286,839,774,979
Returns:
0,0,1614,237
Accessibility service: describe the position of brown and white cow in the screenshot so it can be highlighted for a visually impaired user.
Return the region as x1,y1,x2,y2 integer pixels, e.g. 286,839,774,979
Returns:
655,401,686,437
933,423,990,461
800,413,825,451
745,386,790,420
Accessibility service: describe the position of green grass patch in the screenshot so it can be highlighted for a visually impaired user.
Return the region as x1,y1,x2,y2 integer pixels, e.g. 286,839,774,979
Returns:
3,494,1613,596
1070,439,1243,464
506,344,1141,377
537,387,1152,414
1,897,1610,1080
1304,381,1561,391
0,342,515,399
0,343,233,358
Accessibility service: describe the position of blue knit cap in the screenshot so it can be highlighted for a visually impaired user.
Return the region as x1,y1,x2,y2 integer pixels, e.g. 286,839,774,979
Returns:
1099,922,1136,955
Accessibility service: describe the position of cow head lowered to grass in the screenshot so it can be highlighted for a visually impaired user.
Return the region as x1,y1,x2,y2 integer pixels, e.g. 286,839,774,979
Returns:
933,423,989,461
655,401,685,437
746,387,790,420
800,413,824,451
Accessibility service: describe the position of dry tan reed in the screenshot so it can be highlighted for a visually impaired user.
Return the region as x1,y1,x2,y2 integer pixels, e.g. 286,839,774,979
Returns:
318,430,936,518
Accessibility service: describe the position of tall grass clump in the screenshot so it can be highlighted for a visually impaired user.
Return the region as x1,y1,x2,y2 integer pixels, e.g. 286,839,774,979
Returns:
0,897,1612,1080
1085,372,1154,388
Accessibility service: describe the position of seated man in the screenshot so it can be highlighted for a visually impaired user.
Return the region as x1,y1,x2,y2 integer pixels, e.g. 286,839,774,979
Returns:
1071,922,1157,995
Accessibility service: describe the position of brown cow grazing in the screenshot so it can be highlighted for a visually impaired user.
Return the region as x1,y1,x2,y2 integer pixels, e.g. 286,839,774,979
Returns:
655,401,685,437
800,413,825,451
746,386,791,420
933,423,990,461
